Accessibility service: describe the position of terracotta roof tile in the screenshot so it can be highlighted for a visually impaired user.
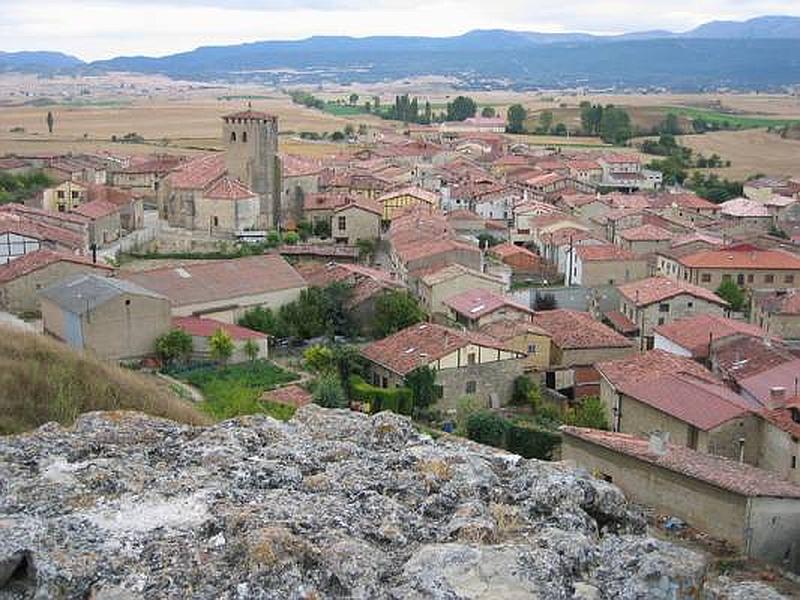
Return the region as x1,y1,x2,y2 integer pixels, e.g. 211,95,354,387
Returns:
618,276,727,307
262,384,312,408
561,426,800,499
443,288,532,320
618,224,674,242
576,244,638,262
167,154,226,190
0,249,112,284
204,176,255,200
71,199,120,220
679,246,800,270
173,316,267,340
654,314,772,358
531,309,634,350
597,349,716,388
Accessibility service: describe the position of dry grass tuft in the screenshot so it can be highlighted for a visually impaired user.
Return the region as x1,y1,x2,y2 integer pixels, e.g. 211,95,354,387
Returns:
490,502,523,536
417,459,454,481
0,326,210,435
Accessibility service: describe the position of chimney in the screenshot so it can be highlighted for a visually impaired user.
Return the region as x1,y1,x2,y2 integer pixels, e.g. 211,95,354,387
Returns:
648,431,670,456
768,387,786,409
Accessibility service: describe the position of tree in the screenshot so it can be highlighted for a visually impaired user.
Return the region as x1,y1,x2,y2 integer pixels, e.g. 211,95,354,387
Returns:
564,396,609,430
46,111,54,134
446,96,477,122
349,93,359,106
243,339,260,362
481,106,496,118
598,105,632,145
512,375,535,406
506,104,527,134
155,329,193,367
660,113,681,135
456,395,485,434
330,131,345,141
716,279,746,312
313,373,347,408
371,290,426,338
312,218,331,239
283,231,300,245
209,328,235,365
466,411,508,448
344,124,355,137
238,306,282,336
304,344,336,374
553,123,568,136
538,110,554,134
404,366,438,410
580,102,603,136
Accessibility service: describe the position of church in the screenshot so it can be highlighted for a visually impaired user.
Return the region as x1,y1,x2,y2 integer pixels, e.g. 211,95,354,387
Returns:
159,108,282,233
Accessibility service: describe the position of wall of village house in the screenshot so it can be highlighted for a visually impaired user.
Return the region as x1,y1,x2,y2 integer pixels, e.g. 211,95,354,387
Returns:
684,266,800,291
504,332,551,372
574,258,648,288
759,421,800,485
335,206,380,244
748,497,800,573
42,181,87,212
420,273,505,315
620,238,671,255
80,293,172,361
652,333,693,357
622,295,726,342
720,215,774,232
562,436,749,549
706,415,762,465
406,249,482,285
282,173,319,223
89,212,122,247
381,195,434,221
193,196,258,235
0,261,111,314
557,345,634,370
434,357,526,411
171,286,305,323
753,306,800,340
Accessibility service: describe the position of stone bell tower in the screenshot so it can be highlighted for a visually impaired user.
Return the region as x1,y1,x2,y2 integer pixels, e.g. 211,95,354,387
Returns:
222,106,281,228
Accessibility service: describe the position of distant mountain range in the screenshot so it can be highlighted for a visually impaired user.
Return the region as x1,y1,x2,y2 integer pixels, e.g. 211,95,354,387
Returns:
3,16,800,90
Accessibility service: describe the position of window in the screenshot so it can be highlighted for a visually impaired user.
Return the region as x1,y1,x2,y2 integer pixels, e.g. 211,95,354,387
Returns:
608,279,615,285
765,274,774,284
230,131,237,142
381,376,388,389
701,273,711,283
212,216,219,227
125,299,131,306
658,303,670,313
737,274,744,285
338,216,346,231
722,274,732,282
792,456,797,469
71,191,79,200
466,381,477,394
785,275,795,284
747,274,754,283
57,190,65,199
57,204,65,213
687,301,693,309
467,352,476,365
242,131,248,143
527,343,537,354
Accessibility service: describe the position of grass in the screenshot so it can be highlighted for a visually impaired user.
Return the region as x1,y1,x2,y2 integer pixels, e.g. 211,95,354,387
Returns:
663,106,800,129
176,360,300,421
0,326,210,435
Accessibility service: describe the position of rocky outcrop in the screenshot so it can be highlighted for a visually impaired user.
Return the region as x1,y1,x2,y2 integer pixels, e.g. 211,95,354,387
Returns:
0,407,786,599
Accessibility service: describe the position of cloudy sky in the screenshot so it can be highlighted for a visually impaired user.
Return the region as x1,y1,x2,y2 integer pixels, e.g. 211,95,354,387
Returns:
2,0,799,61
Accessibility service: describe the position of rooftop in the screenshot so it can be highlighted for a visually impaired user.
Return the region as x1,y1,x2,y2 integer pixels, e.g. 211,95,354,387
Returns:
121,255,306,308
443,288,532,320
204,176,256,201
678,245,800,270
531,309,634,350
418,263,502,287
173,316,267,341
262,384,313,409
39,273,166,314
167,154,226,191
377,186,440,205
617,276,727,307
562,426,800,499
618,224,674,242
597,349,716,389
719,197,771,218
575,244,638,262
0,249,112,284
654,314,772,359
361,322,518,376
70,199,120,220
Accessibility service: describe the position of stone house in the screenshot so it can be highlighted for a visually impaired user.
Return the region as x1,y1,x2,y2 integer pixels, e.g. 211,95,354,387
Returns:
567,245,648,287
615,276,728,349
718,197,775,233
653,313,772,361
759,399,800,486
172,316,269,363
616,224,674,255
417,264,506,316
194,176,259,235
71,199,122,247
443,288,533,330
561,426,800,574
0,206,87,263
86,184,144,232
330,199,382,245
530,309,635,399
41,180,88,213
662,244,800,291
751,289,800,340
39,274,171,361
0,249,113,314
376,186,440,222
121,255,306,323
108,154,186,199
478,318,552,373
360,322,525,410
596,351,760,464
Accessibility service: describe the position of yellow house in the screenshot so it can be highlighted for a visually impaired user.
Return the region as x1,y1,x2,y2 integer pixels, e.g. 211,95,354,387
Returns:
479,318,552,372
42,180,88,213
376,186,440,221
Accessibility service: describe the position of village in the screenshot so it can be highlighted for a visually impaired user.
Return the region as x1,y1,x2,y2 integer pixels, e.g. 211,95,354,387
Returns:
2,99,800,584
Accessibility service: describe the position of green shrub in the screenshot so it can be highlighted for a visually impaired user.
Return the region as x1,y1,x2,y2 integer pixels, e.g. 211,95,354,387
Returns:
465,411,508,447
506,423,561,460
313,373,347,409
564,396,610,430
350,376,413,415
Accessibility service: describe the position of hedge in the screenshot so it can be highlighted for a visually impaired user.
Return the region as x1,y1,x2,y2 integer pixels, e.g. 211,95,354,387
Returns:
350,376,413,416
506,422,561,460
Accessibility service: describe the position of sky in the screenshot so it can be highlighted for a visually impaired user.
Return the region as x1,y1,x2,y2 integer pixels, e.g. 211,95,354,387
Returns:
2,0,799,61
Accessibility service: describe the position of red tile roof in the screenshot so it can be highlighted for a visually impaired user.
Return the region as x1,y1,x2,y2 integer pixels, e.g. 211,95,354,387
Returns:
719,197,771,218
122,255,305,307
361,322,519,376
618,276,727,307
737,359,800,407
167,154,226,190
85,184,135,207
443,288,532,320
334,197,383,217
651,193,719,211
418,263,502,287
377,186,440,205
654,314,772,358
71,199,120,220
173,316,267,340
562,426,800,499
618,224,674,242
0,210,85,250
597,347,716,386
576,244,638,262
204,176,255,200
603,310,639,335
619,372,752,430
478,318,551,340
489,242,539,260
262,384,312,408
714,336,797,381
679,246,800,270
0,249,112,284
600,154,640,165
531,309,634,350
760,401,800,437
